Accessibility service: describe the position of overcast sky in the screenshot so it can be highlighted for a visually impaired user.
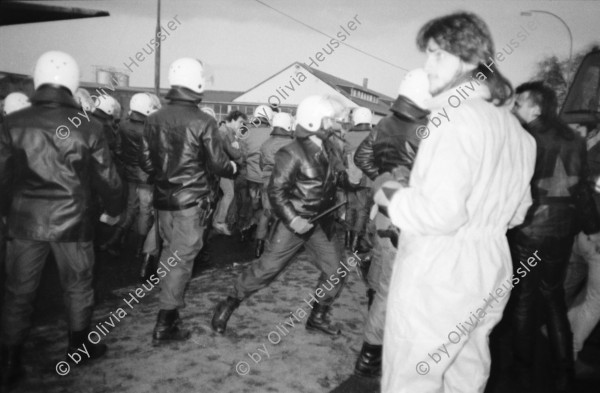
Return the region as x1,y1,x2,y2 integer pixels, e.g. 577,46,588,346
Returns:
0,0,598,97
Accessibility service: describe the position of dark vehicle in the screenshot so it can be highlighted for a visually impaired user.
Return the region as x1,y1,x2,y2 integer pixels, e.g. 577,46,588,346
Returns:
561,49,600,126
560,48,600,366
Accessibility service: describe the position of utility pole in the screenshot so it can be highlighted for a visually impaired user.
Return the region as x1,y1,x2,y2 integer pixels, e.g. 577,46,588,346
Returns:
154,0,161,96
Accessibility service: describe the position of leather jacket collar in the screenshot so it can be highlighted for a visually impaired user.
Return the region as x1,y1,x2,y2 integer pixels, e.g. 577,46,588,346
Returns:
271,127,293,137
350,124,371,132
391,95,430,121
128,111,147,123
165,86,203,104
31,85,79,109
93,109,113,120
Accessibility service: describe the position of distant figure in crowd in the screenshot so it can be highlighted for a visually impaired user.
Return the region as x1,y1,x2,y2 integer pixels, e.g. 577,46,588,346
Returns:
213,110,247,236
255,111,295,257
343,106,373,254
117,93,161,273
238,105,273,242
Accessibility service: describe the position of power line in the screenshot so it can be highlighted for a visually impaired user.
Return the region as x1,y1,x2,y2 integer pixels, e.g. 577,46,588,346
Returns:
253,0,408,72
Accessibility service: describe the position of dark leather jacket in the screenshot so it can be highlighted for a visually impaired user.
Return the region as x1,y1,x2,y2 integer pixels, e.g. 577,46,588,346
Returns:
120,111,149,184
268,127,347,238
140,87,235,210
0,85,124,241
354,96,429,180
93,109,122,163
516,118,600,237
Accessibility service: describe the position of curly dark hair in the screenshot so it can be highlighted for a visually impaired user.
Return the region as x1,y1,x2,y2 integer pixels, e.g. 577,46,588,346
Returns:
417,12,513,106
225,110,247,122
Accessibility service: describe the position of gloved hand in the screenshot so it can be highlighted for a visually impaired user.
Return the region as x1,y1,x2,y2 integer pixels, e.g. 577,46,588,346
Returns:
289,216,314,234
372,172,395,193
594,176,600,193
99,212,120,226
578,231,600,259
373,180,403,209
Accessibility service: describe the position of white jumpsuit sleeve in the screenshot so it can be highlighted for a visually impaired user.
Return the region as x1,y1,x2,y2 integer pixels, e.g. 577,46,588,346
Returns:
387,113,480,236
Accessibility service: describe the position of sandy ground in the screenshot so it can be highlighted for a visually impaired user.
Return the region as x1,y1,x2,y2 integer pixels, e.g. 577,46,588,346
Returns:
15,251,371,393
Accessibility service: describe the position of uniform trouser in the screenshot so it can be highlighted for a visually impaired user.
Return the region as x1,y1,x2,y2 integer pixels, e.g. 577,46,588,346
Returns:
156,205,205,310
247,180,263,232
235,175,253,230
511,234,574,376
363,232,396,345
213,178,235,224
565,232,600,357
1,239,95,346
256,183,271,241
233,223,346,306
120,183,153,235
0,218,6,271
345,188,372,234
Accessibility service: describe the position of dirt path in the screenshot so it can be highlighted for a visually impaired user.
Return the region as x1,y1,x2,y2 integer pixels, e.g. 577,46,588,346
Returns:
17,252,370,393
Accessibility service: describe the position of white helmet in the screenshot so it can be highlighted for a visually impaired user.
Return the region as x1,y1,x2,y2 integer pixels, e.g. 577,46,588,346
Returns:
74,88,94,112
33,50,79,94
130,93,161,116
168,58,206,94
352,107,372,126
398,68,431,109
272,112,293,132
95,94,119,117
3,92,30,115
147,93,161,110
253,105,274,123
200,106,216,119
295,95,342,132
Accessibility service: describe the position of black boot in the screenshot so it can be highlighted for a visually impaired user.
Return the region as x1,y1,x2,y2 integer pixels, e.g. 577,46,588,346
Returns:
354,342,382,378
139,254,156,282
99,226,125,256
0,345,23,391
67,328,107,361
254,240,265,258
366,289,376,310
306,303,341,335
211,297,241,334
152,309,190,345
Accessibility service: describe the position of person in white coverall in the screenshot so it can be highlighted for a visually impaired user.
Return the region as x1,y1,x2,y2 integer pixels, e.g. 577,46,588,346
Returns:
373,12,537,393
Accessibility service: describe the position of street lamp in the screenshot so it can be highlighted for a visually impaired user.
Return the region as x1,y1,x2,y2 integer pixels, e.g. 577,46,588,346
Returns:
521,10,573,82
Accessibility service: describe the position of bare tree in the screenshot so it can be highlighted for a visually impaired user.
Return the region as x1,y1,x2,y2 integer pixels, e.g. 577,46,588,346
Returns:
532,44,600,107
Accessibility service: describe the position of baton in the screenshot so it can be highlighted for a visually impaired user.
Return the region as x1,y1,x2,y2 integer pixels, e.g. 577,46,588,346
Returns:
309,201,348,224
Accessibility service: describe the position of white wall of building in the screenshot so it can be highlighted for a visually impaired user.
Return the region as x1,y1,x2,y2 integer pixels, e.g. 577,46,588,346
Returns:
234,63,356,109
